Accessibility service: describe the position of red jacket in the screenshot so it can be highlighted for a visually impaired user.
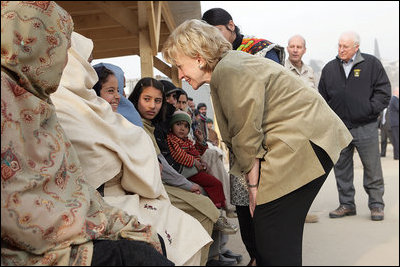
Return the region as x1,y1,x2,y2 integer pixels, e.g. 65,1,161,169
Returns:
167,133,207,167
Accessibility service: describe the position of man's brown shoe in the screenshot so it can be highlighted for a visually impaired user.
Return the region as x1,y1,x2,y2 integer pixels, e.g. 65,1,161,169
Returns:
329,205,356,218
371,207,384,221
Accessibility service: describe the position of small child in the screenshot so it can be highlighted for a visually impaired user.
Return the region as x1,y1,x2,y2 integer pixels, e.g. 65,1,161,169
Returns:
167,110,238,234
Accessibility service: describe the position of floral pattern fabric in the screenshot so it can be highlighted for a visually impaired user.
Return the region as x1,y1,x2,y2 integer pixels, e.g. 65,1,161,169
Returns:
1,2,160,265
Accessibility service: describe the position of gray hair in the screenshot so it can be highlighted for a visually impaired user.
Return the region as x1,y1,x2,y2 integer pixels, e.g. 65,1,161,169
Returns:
288,34,306,48
339,31,360,47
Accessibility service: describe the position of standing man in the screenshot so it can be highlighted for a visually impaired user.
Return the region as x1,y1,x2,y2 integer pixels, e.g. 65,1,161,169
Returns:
378,108,392,157
285,34,319,223
319,31,391,221
196,102,209,140
388,86,399,160
285,35,317,89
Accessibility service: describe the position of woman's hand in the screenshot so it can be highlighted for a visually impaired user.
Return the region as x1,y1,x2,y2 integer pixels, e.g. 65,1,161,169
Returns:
246,158,260,218
248,187,257,218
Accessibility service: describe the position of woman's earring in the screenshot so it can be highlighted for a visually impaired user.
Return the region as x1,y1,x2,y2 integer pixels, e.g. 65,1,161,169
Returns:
198,64,203,70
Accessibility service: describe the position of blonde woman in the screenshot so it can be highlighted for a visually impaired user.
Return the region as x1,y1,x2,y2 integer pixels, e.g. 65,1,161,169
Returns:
162,19,352,266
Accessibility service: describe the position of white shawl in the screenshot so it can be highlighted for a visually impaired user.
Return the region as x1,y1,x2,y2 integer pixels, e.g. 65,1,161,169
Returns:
51,32,211,265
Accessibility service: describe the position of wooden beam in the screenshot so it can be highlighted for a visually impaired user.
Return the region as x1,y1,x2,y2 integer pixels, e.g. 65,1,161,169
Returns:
161,2,176,32
171,66,181,87
93,48,140,60
153,56,171,77
93,1,138,36
138,1,154,77
72,13,120,31
147,1,162,55
57,1,103,16
76,27,132,41
92,37,139,52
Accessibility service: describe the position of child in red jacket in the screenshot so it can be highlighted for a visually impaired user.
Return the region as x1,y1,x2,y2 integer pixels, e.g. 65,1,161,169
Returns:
167,110,238,234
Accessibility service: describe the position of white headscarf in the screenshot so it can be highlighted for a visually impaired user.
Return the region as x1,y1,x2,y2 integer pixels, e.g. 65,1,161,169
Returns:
52,32,164,196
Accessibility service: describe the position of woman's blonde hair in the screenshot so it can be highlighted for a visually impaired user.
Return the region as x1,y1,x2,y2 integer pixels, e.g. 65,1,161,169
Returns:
162,19,232,72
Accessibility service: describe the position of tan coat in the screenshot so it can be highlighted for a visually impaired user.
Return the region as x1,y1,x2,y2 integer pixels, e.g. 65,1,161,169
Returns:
210,51,352,205
285,59,317,89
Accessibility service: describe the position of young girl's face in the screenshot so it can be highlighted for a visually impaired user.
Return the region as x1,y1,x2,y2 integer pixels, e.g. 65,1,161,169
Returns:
172,121,190,139
138,86,163,120
100,74,120,112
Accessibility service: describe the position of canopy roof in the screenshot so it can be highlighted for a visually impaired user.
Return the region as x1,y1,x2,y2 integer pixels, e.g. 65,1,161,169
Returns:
57,1,202,85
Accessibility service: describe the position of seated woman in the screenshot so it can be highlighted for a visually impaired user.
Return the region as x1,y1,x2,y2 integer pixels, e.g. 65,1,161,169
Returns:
167,110,238,234
51,31,211,266
92,66,120,111
93,62,144,128
1,2,172,266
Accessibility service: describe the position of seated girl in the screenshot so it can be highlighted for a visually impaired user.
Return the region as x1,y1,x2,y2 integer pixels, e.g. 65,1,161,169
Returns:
167,110,238,234
93,62,143,128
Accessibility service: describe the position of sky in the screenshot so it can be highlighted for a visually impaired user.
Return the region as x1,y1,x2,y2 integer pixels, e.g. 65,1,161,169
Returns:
92,1,399,80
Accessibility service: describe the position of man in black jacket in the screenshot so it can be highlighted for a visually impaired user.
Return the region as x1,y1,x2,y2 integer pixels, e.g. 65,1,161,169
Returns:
319,31,391,221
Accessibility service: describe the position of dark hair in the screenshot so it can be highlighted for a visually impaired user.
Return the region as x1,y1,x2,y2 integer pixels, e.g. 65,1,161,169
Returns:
201,8,241,36
176,89,188,101
92,66,115,96
128,77,167,123
188,97,193,101
159,79,180,97
197,102,207,110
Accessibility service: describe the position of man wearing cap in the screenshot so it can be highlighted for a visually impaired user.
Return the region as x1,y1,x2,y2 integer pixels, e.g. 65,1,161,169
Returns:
160,79,180,107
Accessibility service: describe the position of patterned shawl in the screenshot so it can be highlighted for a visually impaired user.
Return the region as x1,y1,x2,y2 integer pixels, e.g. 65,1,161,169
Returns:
1,2,160,265
236,36,285,64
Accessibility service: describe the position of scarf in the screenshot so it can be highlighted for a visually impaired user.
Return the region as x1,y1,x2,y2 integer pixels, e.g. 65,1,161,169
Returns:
234,34,285,64
238,37,274,55
1,2,160,266
142,118,161,155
